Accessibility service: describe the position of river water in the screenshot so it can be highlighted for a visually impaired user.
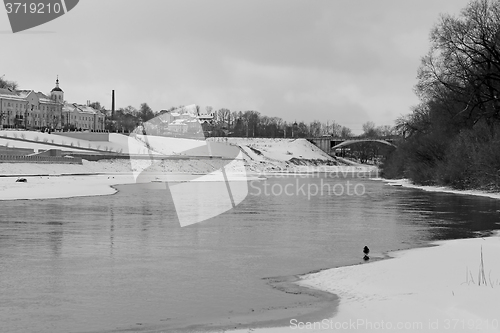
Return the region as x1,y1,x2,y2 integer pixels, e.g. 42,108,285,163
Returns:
1,174,499,332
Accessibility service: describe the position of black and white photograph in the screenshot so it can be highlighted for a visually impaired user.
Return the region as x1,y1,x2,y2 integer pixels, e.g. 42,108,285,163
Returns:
1,1,500,332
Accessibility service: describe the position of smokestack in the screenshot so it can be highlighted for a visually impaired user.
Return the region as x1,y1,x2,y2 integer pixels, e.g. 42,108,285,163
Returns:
112,90,115,118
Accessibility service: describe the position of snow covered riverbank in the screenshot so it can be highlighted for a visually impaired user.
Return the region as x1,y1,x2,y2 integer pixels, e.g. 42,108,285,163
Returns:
229,233,500,333
383,178,500,201
226,178,500,333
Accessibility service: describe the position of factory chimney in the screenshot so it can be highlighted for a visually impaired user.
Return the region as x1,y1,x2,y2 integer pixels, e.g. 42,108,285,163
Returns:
112,90,115,118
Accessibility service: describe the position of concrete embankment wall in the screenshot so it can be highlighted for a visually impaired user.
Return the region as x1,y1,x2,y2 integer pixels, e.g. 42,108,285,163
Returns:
0,147,35,156
53,132,110,142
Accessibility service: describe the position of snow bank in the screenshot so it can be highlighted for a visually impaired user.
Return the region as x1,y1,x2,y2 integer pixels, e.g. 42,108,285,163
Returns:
209,138,333,161
207,137,346,174
383,179,500,201
0,174,131,200
230,234,500,333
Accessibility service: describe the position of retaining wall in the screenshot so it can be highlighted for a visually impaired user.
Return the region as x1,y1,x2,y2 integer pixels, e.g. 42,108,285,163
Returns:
53,132,110,142
0,147,35,156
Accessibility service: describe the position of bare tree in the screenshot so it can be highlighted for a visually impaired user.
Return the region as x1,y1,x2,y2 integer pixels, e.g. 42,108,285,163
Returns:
362,121,378,137
309,120,322,137
0,75,18,90
417,0,500,130
340,126,353,138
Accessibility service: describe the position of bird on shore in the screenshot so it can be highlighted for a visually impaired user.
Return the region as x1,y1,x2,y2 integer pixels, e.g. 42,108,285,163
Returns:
363,246,370,261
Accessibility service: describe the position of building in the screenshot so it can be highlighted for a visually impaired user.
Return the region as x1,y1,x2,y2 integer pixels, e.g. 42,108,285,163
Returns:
198,113,213,124
0,77,64,130
157,104,214,130
0,77,105,132
21,90,63,130
62,103,106,132
0,88,28,128
168,119,189,133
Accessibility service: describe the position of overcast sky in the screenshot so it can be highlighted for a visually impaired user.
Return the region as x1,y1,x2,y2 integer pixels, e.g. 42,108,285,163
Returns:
1,0,471,133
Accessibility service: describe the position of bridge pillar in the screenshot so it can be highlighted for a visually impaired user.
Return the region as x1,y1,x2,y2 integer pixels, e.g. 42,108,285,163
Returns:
309,138,331,154
322,139,330,154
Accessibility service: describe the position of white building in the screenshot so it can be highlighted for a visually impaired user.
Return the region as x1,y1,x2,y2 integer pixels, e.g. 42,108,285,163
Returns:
0,77,106,132
168,119,189,133
0,88,29,128
62,103,106,132
0,77,64,130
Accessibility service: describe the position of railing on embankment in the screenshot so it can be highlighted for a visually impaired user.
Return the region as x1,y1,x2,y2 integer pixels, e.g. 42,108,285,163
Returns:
0,155,82,164
70,153,233,162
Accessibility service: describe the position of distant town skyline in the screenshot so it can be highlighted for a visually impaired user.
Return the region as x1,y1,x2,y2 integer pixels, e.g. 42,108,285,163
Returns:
1,0,471,133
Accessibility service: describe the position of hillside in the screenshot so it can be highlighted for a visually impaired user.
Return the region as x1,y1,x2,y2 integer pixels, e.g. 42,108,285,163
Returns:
209,137,332,161
0,131,345,175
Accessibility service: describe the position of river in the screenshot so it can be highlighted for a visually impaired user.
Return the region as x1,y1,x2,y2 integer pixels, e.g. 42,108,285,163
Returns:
1,174,499,332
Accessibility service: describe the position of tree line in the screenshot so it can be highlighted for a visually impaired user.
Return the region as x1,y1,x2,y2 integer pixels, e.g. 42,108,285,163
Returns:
93,102,364,139
202,108,357,138
382,0,500,191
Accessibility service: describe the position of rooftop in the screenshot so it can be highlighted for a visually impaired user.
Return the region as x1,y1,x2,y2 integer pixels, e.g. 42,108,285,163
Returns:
63,103,105,116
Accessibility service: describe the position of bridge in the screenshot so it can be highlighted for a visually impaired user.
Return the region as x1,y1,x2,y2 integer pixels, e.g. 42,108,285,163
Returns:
308,137,397,155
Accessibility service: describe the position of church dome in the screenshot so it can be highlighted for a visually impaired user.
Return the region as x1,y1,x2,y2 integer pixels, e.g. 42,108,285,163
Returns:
51,77,63,92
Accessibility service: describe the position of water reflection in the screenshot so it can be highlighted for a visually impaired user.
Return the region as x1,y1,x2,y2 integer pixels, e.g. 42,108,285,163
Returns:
393,188,500,240
110,206,115,256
